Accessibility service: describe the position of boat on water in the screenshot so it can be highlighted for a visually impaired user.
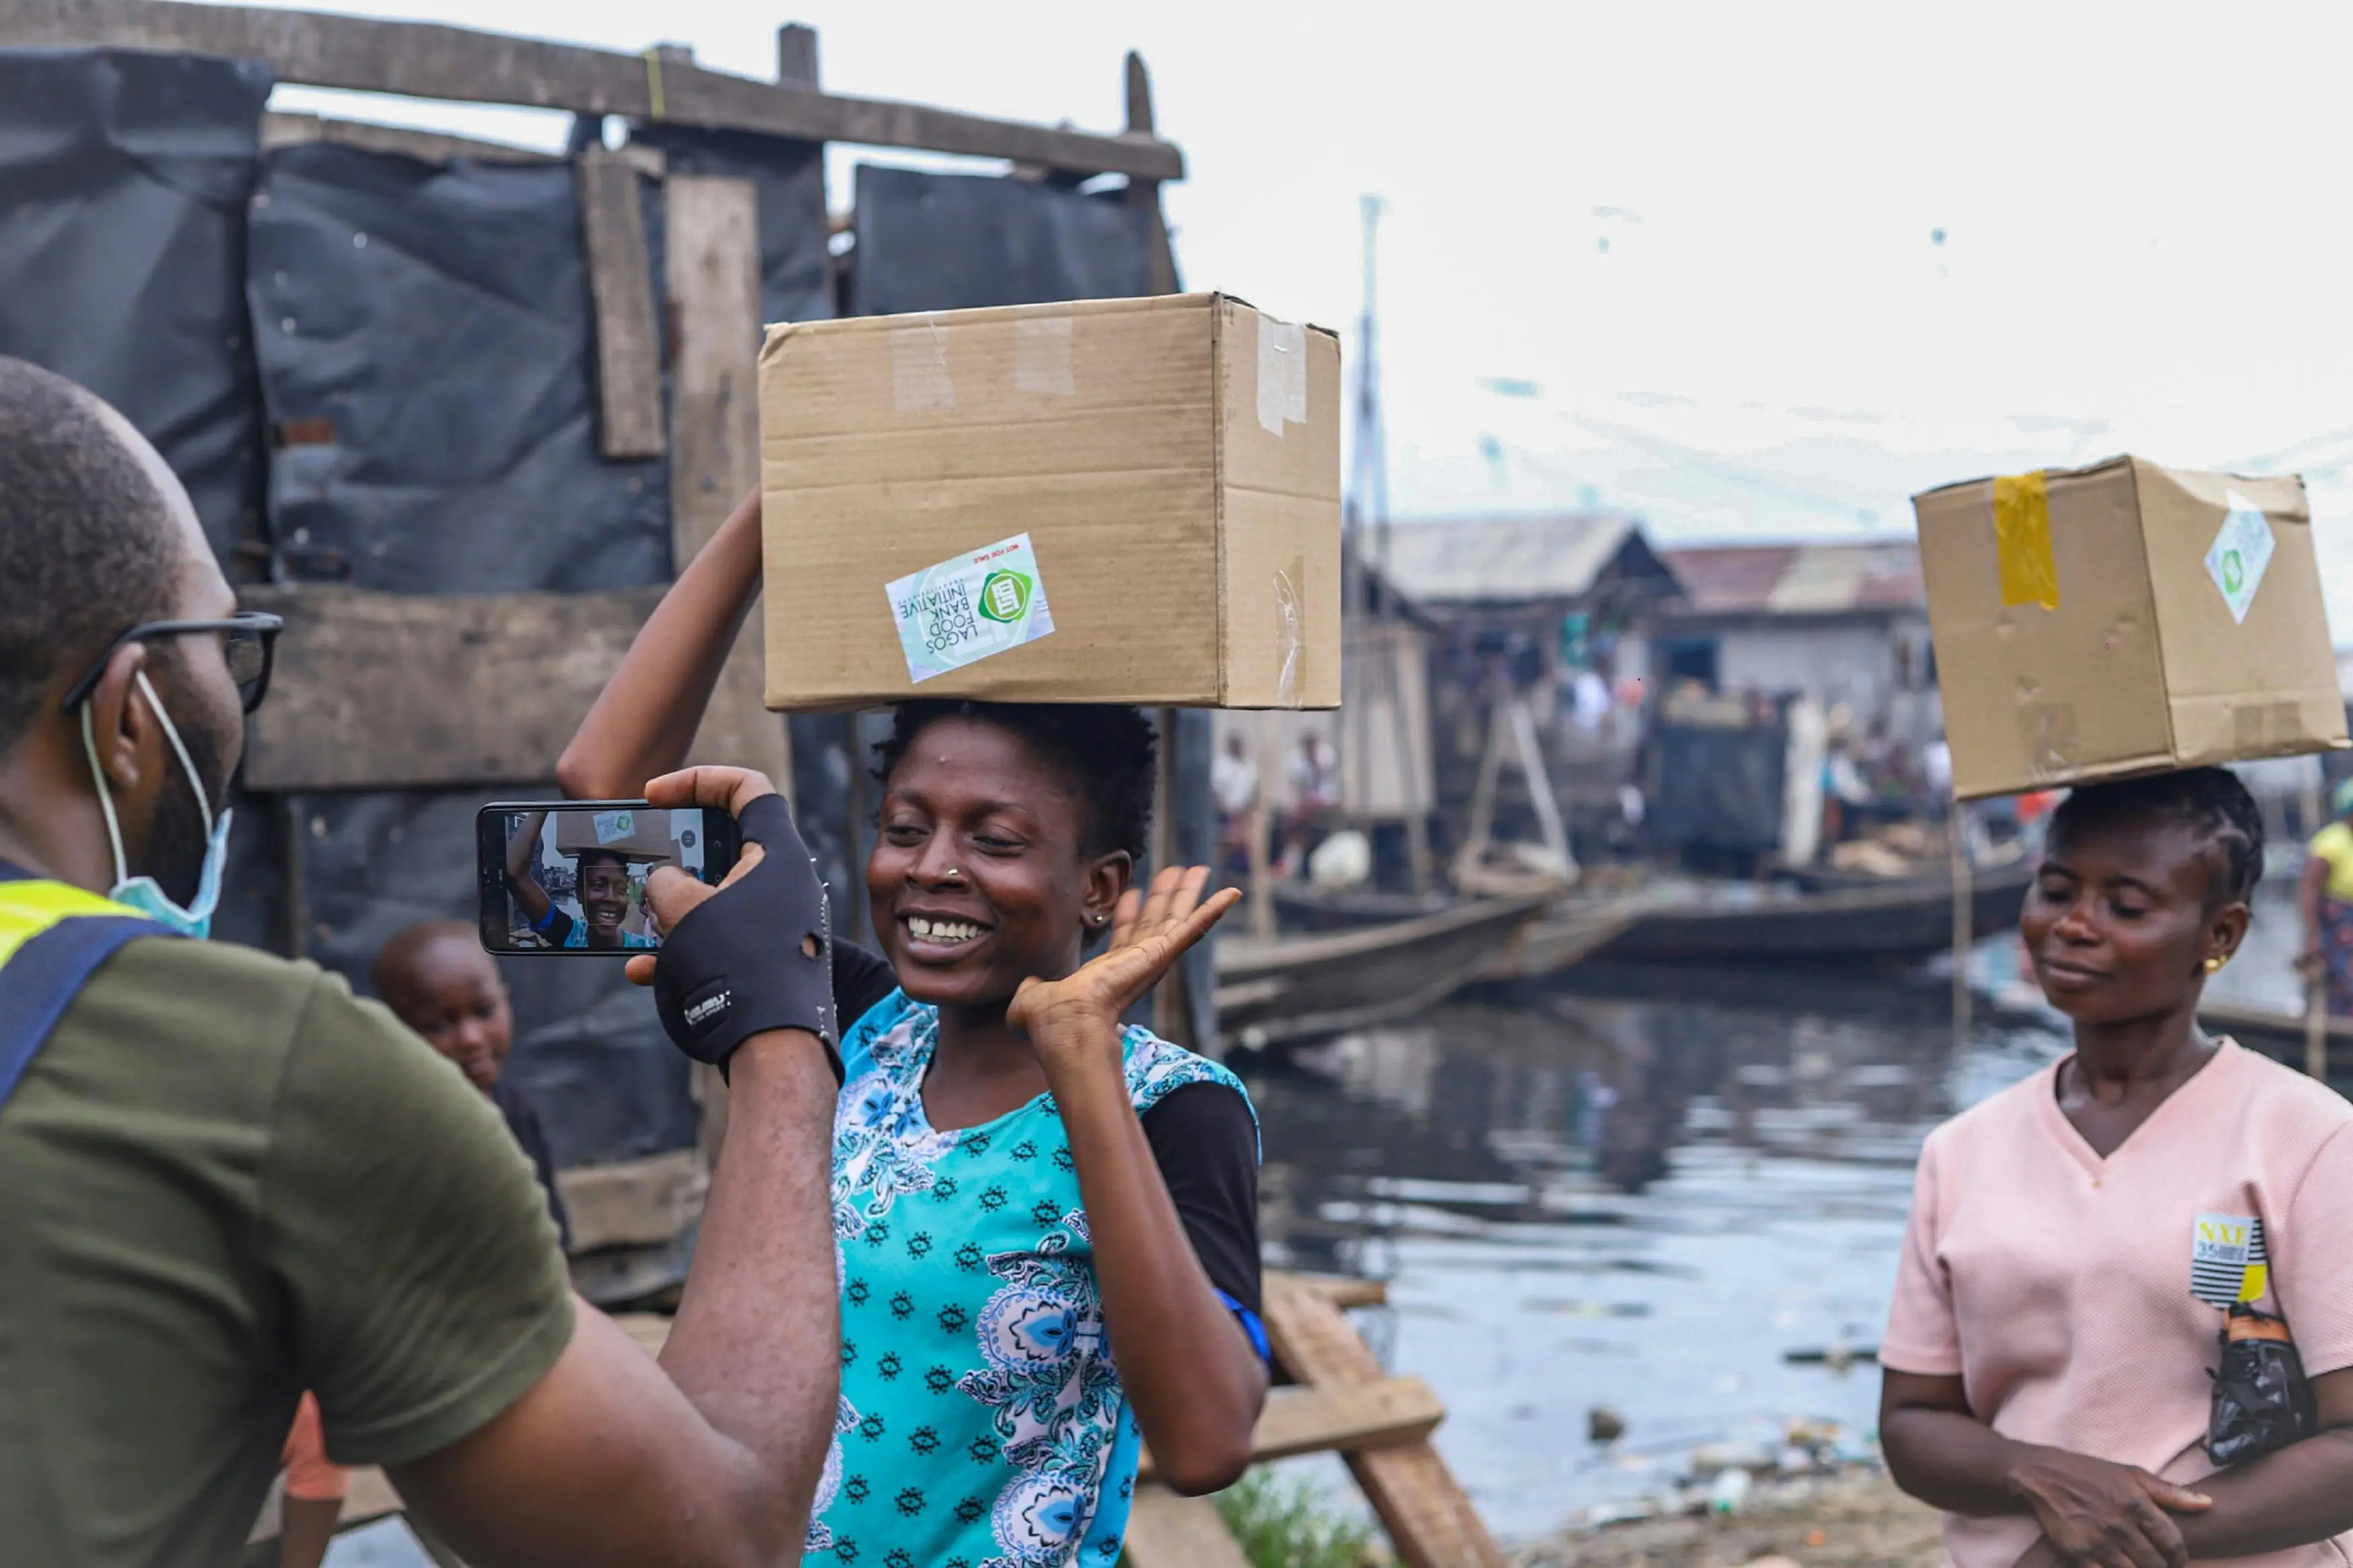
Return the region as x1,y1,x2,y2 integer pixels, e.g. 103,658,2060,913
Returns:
1215,891,1559,1049
2196,999,2353,1076
1572,856,2036,967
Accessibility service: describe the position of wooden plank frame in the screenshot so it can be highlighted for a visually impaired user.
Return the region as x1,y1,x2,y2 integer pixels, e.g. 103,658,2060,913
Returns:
240,585,664,791
0,0,1183,179
1262,1274,1508,1568
577,150,668,461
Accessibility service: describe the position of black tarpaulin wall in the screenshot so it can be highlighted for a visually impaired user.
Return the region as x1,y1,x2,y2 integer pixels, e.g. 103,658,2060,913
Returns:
850,164,1156,316
630,124,833,327
247,143,672,591
245,140,694,1170
1645,720,1789,860
0,48,272,573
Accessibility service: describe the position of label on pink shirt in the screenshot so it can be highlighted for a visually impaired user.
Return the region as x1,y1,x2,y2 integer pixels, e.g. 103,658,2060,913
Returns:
2191,1213,2268,1307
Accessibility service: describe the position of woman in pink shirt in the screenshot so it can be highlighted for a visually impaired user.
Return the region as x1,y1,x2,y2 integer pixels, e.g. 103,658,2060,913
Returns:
1882,769,2353,1568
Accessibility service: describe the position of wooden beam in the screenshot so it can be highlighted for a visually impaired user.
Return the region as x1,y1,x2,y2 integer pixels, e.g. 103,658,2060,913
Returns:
1124,52,1180,296
1138,1376,1443,1481
1123,1485,1254,1568
665,171,791,787
577,149,667,460
1263,1276,1507,1568
0,0,1183,180
262,110,558,164
775,22,820,88
1291,1272,1390,1310
554,1149,705,1253
240,584,662,791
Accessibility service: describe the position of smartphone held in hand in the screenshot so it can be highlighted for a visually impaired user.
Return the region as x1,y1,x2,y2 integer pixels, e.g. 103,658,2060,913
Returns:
475,800,743,955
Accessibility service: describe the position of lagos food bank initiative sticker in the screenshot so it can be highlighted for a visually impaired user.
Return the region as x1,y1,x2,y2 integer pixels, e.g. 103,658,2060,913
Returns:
2204,490,2276,625
592,809,637,845
2191,1212,2270,1307
885,532,1055,684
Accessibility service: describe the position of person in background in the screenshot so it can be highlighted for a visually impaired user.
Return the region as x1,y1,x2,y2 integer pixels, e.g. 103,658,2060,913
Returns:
276,1393,346,1568
1285,731,1341,877
2299,779,2353,1019
374,921,572,1249
1211,730,1259,879
1880,768,2353,1568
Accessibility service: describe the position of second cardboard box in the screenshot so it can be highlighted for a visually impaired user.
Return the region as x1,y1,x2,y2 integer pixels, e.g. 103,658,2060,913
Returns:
1915,455,2346,798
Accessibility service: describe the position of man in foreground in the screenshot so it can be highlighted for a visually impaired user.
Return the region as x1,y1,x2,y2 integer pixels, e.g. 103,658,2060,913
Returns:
0,354,840,1566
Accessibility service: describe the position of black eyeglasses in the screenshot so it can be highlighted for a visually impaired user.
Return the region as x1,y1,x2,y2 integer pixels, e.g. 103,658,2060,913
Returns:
60,612,285,715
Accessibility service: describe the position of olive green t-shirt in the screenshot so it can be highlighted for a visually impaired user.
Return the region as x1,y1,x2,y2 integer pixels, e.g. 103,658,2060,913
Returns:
0,936,575,1565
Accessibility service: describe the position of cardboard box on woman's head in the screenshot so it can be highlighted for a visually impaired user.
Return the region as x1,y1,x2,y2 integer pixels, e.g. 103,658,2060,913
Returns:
1915,456,2347,800
756,293,1342,711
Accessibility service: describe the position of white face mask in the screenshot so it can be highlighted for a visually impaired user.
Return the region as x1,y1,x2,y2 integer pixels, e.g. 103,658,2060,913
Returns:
79,670,231,942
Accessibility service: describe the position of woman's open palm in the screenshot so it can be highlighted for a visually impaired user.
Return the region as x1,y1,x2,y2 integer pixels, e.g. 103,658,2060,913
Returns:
1010,866,1241,1053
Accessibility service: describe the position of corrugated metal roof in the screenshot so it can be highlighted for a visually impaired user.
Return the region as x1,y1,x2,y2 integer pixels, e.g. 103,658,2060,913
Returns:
1369,513,1668,604
1661,540,1923,617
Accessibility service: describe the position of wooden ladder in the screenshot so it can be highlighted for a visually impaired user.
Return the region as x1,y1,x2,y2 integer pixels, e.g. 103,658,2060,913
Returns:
1125,1272,1508,1568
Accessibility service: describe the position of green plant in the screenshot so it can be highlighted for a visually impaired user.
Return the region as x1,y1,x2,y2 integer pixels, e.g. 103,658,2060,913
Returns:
1213,1469,1382,1568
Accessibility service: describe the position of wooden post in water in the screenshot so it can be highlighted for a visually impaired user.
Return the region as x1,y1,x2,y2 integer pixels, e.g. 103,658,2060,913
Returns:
1248,713,1276,940
1950,802,1973,1054
2307,975,2329,1082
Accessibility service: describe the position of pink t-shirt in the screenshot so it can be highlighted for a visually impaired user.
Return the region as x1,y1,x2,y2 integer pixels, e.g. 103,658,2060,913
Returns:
1884,1040,2353,1568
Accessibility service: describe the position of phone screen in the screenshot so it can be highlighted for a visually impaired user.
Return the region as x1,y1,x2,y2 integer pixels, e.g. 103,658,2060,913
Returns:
477,802,739,954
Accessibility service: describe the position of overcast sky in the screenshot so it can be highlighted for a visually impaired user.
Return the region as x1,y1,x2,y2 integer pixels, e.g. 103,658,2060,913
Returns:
264,0,2353,639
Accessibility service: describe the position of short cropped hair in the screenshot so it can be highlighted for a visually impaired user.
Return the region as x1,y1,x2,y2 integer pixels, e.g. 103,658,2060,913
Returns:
2048,767,2266,906
875,701,1158,861
0,357,180,745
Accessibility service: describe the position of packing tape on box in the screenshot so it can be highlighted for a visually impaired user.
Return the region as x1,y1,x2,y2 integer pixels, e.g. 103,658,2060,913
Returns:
1992,471,2059,610
1258,317,1307,436
2016,700,2080,783
2234,701,2304,753
892,319,955,411
1014,310,1075,396
1273,562,1304,708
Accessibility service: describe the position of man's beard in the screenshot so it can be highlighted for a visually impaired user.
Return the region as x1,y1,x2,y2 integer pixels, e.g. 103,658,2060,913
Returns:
134,702,233,907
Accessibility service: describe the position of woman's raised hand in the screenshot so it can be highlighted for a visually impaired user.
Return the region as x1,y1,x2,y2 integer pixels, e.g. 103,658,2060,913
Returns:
1008,865,1240,1065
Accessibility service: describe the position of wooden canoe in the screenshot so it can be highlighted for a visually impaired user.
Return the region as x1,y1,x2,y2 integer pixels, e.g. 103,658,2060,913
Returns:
2200,998,2353,1078
1214,893,1556,1048
1586,857,2035,965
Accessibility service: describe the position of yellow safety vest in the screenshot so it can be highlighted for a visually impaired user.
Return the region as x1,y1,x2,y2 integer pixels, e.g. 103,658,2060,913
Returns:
0,876,162,1111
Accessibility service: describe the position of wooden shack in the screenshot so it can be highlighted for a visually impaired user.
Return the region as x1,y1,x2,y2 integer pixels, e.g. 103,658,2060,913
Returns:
0,0,1211,1303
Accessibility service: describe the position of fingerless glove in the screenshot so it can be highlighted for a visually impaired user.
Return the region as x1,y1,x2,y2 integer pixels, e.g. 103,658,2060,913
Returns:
653,792,841,1079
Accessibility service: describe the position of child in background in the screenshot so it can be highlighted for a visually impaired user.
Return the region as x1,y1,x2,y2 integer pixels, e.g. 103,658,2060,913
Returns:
372,921,571,1249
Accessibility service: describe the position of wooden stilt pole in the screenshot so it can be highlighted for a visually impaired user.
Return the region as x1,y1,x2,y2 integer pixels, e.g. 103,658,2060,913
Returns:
1951,803,1973,1055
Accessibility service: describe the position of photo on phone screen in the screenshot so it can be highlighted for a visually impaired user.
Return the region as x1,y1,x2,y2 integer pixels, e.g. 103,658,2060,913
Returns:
476,803,739,954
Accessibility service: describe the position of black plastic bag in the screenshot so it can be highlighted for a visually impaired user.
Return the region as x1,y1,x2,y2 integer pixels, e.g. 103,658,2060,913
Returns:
2208,1308,2316,1466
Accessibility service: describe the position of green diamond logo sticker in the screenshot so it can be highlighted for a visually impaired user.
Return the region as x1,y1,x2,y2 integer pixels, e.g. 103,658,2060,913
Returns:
978,569,1032,623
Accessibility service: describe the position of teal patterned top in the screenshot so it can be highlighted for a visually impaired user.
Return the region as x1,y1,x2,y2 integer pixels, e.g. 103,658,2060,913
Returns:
807,989,1255,1568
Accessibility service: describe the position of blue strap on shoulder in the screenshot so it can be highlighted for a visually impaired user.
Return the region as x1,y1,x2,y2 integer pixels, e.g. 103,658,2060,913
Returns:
1215,1288,1272,1365
0,915,159,1112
